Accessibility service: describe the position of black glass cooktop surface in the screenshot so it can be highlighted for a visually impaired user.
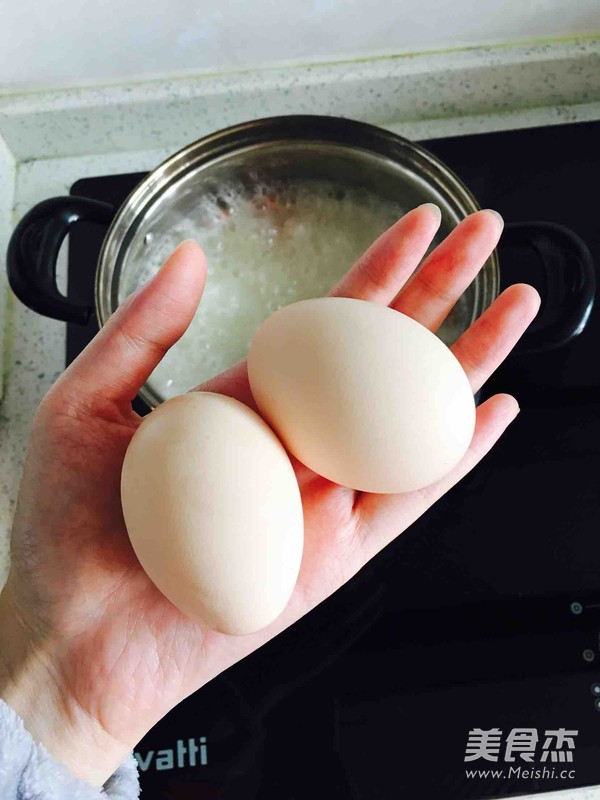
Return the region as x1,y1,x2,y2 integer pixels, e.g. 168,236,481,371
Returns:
67,120,600,799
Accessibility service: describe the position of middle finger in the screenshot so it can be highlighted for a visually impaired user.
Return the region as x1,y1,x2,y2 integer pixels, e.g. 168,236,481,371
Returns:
391,209,504,331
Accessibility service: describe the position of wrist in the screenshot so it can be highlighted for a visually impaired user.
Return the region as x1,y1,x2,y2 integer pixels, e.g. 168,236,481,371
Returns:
0,582,131,787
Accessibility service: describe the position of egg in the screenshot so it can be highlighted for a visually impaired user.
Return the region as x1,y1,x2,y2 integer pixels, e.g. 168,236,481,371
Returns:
121,392,303,635
247,297,476,494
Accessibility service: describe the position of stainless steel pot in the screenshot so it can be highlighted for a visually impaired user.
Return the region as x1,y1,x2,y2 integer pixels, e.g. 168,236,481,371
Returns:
7,115,595,408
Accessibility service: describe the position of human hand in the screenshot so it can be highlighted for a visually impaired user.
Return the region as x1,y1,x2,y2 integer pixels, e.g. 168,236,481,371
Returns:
0,205,539,786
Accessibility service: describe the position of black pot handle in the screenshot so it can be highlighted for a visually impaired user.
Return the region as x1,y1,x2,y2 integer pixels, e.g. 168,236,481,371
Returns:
8,199,595,352
500,221,596,354
7,196,115,324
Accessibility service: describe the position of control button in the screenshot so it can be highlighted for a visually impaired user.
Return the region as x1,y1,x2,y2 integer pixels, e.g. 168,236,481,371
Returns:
583,649,595,662
571,602,583,615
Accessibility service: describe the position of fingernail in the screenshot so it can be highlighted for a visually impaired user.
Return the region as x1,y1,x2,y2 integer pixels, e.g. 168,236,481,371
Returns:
170,239,198,258
481,208,504,227
128,246,189,298
419,202,442,220
157,240,199,274
509,396,521,420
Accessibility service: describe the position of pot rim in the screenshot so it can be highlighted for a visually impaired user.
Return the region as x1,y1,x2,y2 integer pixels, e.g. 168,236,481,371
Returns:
95,114,500,409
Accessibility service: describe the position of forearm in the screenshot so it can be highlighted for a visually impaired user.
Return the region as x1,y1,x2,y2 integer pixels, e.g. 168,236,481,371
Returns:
0,584,133,789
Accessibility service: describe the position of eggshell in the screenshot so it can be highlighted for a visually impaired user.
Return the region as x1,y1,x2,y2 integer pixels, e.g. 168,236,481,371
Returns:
247,297,476,494
121,392,303,635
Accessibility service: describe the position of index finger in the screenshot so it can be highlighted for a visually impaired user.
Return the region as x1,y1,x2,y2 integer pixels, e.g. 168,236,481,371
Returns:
50,241,206,416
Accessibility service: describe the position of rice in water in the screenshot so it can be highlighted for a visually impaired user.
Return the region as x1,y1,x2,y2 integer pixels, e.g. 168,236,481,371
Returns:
121,180,464,399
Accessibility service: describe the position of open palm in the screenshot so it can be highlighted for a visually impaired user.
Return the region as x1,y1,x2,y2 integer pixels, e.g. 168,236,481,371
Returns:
0,205,539,786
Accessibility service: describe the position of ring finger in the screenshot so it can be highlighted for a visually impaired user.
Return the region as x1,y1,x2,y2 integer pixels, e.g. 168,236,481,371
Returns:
452,283,541,393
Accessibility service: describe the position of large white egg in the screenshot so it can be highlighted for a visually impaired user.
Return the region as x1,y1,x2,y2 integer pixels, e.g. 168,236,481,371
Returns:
247,297,476,494
121,392,303,635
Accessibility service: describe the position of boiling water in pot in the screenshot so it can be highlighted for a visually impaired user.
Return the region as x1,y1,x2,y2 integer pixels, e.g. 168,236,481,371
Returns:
120,179,466,400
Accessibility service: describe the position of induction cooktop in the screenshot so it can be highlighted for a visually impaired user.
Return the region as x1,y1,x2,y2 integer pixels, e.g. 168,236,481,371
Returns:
67,119,600,799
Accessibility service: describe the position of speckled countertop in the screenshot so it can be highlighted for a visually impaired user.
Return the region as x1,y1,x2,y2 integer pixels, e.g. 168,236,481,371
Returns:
0,37,599,799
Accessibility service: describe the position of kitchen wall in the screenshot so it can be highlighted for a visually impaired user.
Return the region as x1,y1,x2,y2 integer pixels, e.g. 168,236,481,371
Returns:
1,0,599,92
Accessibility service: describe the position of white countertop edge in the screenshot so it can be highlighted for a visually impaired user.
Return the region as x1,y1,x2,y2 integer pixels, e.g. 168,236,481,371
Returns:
509,790,600,800
1,36,598,113
0,134,16,401
0,37,598,162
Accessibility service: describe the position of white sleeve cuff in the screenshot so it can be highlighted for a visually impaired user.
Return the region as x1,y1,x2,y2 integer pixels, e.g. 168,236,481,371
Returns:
0,698,140,799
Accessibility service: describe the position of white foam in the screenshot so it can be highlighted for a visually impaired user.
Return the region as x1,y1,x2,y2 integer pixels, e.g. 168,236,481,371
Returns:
120,179,465,400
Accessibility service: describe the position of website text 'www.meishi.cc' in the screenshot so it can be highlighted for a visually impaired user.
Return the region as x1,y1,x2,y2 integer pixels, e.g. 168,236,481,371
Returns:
465,766,576,781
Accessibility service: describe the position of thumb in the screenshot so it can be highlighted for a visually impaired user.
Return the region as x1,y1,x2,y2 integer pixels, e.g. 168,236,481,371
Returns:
56,240,206,412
